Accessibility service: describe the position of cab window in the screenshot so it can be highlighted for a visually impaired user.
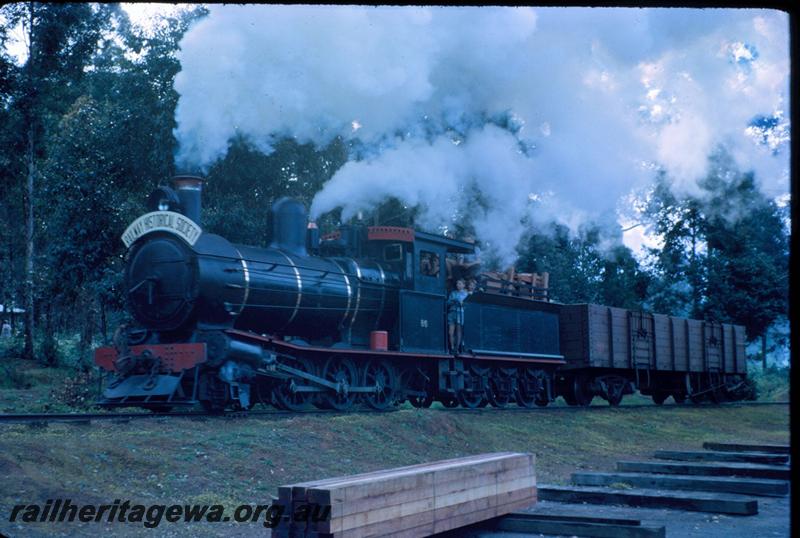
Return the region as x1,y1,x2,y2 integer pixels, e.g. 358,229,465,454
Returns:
384,243,403,262
419,250,440,278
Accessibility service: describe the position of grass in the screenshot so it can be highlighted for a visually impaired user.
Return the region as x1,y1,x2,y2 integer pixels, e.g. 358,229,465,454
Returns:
0,348,791,536
0,403,789,537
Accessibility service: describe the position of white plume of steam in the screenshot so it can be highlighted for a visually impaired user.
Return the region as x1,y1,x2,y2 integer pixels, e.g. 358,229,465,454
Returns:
174,6,790,262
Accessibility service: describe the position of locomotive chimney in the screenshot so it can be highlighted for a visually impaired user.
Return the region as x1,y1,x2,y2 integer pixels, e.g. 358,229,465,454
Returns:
269,197,308,256
172,175,204,226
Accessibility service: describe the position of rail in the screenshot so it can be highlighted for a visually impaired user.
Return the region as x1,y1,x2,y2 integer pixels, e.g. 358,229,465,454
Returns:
0,401,787,425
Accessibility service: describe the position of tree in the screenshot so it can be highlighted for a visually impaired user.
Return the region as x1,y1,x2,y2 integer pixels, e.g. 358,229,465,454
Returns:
1,3,116,359
642,172,705,318
641,150,789,367
700,156,789,368
32,5,209,365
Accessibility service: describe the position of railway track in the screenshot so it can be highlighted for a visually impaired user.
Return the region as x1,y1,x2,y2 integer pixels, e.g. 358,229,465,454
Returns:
0,400,787,425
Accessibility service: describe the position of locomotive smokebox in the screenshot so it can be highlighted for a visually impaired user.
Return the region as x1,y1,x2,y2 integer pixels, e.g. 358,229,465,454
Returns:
172,175,204,226
269,197,308,256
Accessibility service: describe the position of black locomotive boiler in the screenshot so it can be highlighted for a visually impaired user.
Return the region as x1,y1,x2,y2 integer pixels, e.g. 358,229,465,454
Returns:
94,175,749,411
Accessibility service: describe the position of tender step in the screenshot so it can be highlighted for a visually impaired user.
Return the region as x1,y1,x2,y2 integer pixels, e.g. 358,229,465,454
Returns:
617,460,790,480
489,512,665,538
654,449,788,465
538,484,758,515
703,442,790,454
572,471,789,497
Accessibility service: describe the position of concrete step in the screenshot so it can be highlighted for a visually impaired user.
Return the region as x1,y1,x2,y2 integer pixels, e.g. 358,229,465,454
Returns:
572,471,789,497
538,484,758,515
703,442,790,454
654,449,788,465
617,460,790,480
488,511,665,538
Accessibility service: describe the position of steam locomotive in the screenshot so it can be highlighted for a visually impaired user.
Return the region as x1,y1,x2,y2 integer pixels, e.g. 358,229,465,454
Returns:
94,176,749,412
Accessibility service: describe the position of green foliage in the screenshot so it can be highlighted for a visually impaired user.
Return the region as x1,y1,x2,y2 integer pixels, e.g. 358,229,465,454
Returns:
203,135,349,245
0,3,208,361
747,365,789,402
518,222,648,309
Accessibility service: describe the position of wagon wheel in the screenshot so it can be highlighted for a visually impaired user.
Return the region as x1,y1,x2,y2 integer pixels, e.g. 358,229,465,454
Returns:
572,375,594,407
486,368,514,408
723,375,748,401
603,377,626,407
362,359,399,411
651,392,669,406
401,368,434,408
707,372,726,404
319,357,358,411
515,368,540,408
272,356,316,411
685,373,705,404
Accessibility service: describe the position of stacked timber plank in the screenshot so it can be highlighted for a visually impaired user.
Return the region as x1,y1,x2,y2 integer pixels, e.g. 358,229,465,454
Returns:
274,452,536,538
481,269,550,301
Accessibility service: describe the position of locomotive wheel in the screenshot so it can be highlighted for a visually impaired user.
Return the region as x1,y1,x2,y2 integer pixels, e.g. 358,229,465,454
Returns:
487,368,515,408
409,394,434,408
402,368,434,408
515,368,539,408
319,357,358,411
440,397,459,408
458,365,488,409
273,357,316,411
457,389,486,409
672,392,686,404
362,360,399,411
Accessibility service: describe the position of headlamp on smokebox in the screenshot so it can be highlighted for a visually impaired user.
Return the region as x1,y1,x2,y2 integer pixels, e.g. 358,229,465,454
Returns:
147,186,182,213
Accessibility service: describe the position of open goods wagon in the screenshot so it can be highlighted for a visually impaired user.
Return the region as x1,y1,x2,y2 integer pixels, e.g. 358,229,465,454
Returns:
556,304,747,405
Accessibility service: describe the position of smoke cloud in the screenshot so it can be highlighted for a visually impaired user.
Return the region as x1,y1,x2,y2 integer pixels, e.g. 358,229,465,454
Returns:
174,6,790,264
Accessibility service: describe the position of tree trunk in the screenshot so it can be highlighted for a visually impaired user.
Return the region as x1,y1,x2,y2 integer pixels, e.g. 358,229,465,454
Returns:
761,333,767,371
23,126,35,360
78,291,95,371
22,1,37,361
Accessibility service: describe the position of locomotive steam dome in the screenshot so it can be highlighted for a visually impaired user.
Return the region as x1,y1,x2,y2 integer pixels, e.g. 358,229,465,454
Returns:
126,233,199,331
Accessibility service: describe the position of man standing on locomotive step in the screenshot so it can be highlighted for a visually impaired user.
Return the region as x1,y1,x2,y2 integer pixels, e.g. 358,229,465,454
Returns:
447,279,468,354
